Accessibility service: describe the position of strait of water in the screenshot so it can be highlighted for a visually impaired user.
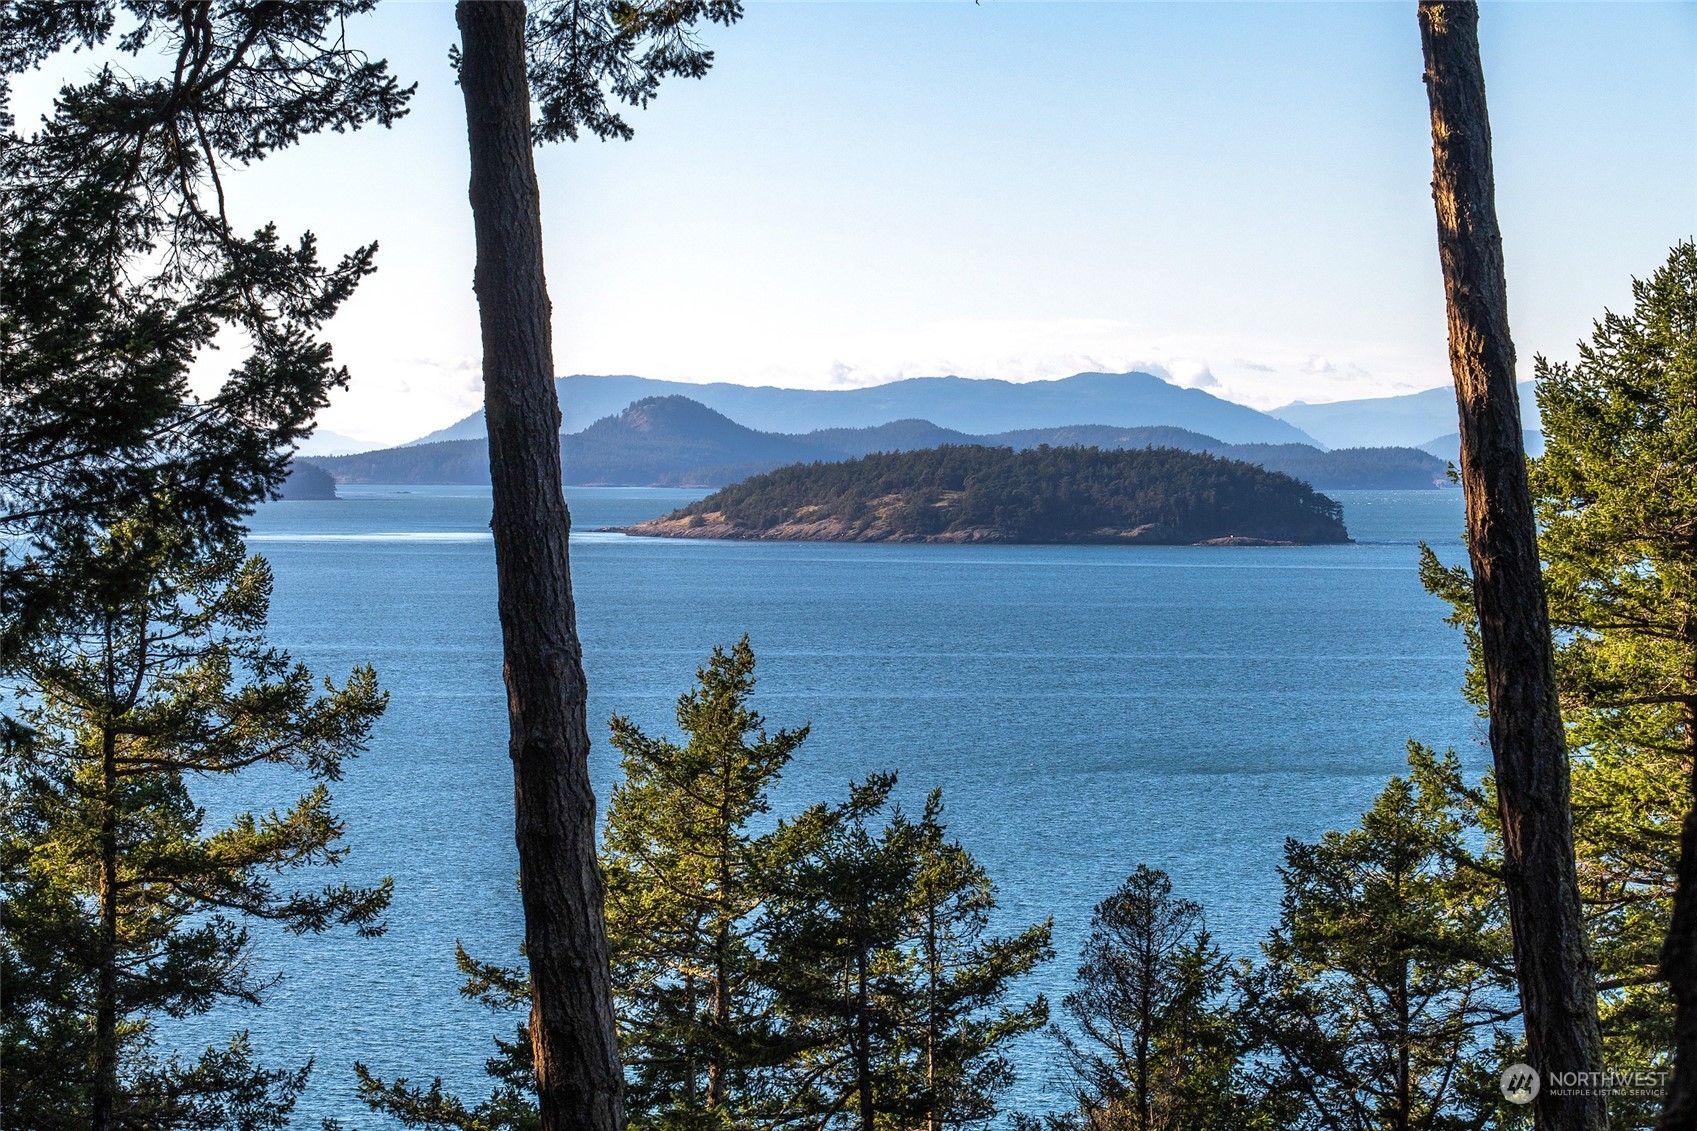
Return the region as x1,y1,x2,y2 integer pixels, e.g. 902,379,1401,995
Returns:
180,486,1479,1123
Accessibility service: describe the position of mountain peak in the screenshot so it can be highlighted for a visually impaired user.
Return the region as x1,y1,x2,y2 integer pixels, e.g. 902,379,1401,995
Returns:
409,371,1318,447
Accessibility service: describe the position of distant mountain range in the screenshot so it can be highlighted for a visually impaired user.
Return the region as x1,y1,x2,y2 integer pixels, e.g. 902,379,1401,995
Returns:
1271,380,1541,449
294,428,388,456
310,395,1448,492
411,372,1321,447
1416,429,1545,468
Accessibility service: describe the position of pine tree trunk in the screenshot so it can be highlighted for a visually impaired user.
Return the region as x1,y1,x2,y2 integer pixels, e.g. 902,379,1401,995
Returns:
1396,957,1411,1131
926,904,939,1131
709,812,731,1108
1662,708,1697,1129
91,723,119,1131
858,930,875,1131
709,915,729,1107
1415,5,1605,1129
454,5,623,1130
1136,936,1153,1131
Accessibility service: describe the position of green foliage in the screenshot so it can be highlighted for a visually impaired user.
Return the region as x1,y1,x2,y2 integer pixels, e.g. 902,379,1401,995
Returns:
1418,242,1697,1123
524,0,743,145
603,636,809,1126
761,774,928,1128
358,643,1049,1131
1532,239,1697,1123
664,445,1349,545
762,780,1051,1131
0,2,410,632
1238,745,1518,1131
1046,866,1248,1131
0,516,389,1129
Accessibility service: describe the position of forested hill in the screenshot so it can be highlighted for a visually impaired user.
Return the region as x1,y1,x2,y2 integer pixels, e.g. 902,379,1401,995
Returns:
312,396,1448,491
621,445,1351,545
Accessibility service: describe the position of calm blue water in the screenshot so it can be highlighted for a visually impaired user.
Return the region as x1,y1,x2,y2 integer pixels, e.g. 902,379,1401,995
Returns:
184,486,1480,1123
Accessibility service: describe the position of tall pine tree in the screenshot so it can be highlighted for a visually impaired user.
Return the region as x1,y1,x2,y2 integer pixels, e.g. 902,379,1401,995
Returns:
356,645,1047,1131
1047,866,1244,1131
1,515,389,1131
1415,7,1606,1126
1239,745,1519,1131
602,636,809,1128
763,777,1050,1131
1530,242,1695,1127
1419,242,1697,1127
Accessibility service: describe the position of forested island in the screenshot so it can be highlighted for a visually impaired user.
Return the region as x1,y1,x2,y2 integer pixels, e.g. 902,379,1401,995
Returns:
276,460,338,500
622,444,1351,545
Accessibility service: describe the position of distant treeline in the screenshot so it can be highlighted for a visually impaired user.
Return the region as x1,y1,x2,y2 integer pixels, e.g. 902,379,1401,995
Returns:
304,395,1450,491
642,444,1350,545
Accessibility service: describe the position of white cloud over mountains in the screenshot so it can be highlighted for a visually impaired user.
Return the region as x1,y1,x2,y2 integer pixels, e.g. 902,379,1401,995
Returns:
317,314,1453,444
566,314,1446,408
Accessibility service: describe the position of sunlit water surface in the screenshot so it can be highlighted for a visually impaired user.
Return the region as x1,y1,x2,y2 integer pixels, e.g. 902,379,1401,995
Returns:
173,486,1479,1124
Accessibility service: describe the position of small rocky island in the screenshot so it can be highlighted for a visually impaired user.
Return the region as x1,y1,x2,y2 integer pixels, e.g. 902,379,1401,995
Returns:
621,445,1350,545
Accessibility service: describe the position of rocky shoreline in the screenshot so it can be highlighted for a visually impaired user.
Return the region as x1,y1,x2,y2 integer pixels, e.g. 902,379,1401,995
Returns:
615,512,1302,546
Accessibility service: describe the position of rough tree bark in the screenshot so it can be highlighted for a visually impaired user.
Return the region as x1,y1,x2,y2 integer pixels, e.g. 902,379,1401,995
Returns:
1416,5,1606,1129
455,5,624,1130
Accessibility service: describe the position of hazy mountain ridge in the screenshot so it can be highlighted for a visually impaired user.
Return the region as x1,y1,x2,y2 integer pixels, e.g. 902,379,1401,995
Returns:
1272,380,1541,448
1416,429,1545,467
411,371,1320,447
309,396,1447,491
293,429,389,456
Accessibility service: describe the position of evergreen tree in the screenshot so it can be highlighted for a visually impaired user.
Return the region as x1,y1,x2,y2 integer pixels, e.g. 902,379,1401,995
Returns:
760,775,919,1131
0,515,389,1131
357,648,1046,1131
0,2,410,632
1238,745,1518,1131
904,792,1053,1131
602,636,809,1128
1533,241,1695,1126
1415,6,1607,1127
353,637,804,1131
1047,865,1244,1131
762,776,1049,1131
450,3,743,1122
1420,242,1697,1127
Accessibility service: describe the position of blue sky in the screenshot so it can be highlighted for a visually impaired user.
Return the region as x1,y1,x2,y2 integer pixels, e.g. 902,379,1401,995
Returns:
10,2,1695,443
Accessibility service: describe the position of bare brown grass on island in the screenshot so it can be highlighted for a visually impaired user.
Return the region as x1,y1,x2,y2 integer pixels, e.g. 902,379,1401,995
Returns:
617,445,1351,546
